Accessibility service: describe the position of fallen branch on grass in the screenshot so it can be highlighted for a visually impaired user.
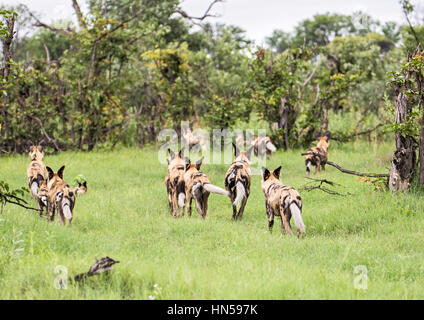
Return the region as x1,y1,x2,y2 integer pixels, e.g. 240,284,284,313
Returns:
0,191,39,214
300,177,349,196
73,257,120,282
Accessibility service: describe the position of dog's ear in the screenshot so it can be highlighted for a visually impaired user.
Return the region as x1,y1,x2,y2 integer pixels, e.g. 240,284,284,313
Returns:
46,167,54,180
168,149,175,160
179,148,184,158
78,181,87,188
185,157,191,171
57,166,65,180
247,146,254,160
38,139,46,147
273,166,282,180
232,143,240,157
195,156,204,170
314,132,321,140
325,131,332,140
262,167,270,181
27,140,34,148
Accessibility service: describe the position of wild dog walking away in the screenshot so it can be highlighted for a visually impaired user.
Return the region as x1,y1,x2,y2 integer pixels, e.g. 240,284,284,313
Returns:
252,136,277,158
36,179,49,217
184,156,228,219
225,143,253,220
261,166,305,237
46,166,86,225
304,131,331,175
165,149,186,217
27,140,46,198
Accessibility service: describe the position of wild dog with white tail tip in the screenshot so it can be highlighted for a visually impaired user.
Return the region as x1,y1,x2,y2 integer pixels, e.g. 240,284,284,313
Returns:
184,157,228,219
252,136,277,158
27,140,47,198
165,149,186,217
46,166,87,225
304,131,331,175
261,166,305,237
225,143,253,220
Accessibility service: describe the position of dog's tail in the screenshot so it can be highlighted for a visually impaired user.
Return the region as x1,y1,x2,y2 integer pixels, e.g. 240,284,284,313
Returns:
233,181,246,207
29,174,44,197
266,141,277,153
30,181,39,198
203,184,229,196
305,158,312,175
177,179,186,207
290,202,305,235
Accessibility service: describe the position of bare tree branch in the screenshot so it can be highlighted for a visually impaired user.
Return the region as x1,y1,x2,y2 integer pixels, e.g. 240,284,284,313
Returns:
176,0,223,21
72,0,87,29
30,116,62,151
85,11,143,85
25,6,73,36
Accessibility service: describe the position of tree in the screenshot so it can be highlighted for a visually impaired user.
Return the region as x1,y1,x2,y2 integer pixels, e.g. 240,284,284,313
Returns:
248,46,316,149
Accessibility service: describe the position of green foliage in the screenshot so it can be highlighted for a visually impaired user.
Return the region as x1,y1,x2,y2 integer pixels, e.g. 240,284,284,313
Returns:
0,9,17,39
2,143,424,299
0,180,28,213
386,49,424,138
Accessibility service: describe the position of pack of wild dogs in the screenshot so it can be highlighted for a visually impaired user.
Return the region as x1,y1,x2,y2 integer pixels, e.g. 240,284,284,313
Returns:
26,140,87,225
24,130,331,235
165,130,331,238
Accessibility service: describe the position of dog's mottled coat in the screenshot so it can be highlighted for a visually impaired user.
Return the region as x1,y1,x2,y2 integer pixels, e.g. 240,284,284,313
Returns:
224,143,253,220
165,149,186,217
26,141,46,198
304,131,331,175
261,166,305,237
184,157,228,219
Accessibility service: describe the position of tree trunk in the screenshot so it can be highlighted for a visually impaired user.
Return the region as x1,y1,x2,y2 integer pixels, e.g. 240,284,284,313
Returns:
1,15,15,152
419,112,424,186
389,92,416,192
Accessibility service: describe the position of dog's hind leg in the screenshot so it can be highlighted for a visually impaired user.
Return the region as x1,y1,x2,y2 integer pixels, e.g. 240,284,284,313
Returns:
237,196,248,220
280,210,293,236
202,192,209,218
230,192,237,220
266,202,274,232
37,200,43,217
58,209,66,225
47,203,55,221
195,198,204,218
186,192,192,217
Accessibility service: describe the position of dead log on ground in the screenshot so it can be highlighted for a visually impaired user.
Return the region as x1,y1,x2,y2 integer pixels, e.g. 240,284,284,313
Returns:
73,257,120,282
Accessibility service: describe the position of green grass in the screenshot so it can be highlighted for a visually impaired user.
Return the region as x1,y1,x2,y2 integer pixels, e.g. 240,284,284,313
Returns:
1,141,424,299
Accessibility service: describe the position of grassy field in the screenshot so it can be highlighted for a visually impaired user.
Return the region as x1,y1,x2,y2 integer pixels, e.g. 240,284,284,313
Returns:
1,140,424,299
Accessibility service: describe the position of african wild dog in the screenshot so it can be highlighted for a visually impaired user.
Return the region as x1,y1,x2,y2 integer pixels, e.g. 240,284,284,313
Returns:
165,149,186,217
252,136,277,158
304,131,331,175
184,157,229,219
46,166,86,225
224,143,253,220
36,178,49,217
261,166,305,237
182,127,207,152
27,140,46,198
